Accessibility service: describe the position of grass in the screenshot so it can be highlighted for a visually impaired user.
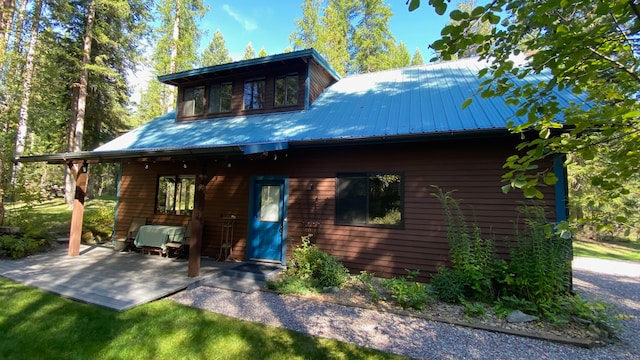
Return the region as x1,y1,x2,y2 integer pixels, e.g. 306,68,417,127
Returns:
573,237,640,261
0,277,405,360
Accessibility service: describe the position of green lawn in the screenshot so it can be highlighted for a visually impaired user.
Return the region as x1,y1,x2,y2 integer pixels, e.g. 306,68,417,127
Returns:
0,277,404,360
573,238,640,261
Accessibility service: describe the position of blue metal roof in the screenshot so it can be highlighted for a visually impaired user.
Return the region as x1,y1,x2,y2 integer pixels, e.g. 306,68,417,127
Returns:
95,56,584,156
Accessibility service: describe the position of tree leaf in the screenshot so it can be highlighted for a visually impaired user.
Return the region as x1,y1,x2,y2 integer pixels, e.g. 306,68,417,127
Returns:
461,98,473,109
408,0,421,12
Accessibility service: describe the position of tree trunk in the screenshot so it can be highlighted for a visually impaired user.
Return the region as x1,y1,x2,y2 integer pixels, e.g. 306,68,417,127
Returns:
0,0,16,53
65,0,95,206
11,0,41,187
166,0,180,112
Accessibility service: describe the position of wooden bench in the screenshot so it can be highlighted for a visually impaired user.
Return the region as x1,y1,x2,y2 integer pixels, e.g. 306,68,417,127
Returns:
141,246,163,257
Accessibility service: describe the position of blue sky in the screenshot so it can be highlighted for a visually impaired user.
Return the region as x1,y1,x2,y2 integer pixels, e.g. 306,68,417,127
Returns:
199,1,457,61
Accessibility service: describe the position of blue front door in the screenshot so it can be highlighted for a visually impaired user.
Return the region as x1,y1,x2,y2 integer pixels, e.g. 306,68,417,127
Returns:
248,177,288,263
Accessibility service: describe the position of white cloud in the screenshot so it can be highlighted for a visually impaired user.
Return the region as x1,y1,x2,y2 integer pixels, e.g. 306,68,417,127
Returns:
222,4,257,31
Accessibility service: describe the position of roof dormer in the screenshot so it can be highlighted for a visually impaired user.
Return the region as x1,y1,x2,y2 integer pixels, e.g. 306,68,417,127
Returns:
158,49,340,122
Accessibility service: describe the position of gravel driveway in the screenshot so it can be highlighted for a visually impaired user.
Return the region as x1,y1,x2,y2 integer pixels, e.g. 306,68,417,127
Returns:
170,257,640,359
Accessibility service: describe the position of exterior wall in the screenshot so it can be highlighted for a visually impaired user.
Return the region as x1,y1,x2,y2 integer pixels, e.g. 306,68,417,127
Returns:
308,61,337,105
115,136,557,280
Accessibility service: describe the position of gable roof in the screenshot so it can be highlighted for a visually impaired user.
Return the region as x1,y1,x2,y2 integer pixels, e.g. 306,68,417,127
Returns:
17,56,583,164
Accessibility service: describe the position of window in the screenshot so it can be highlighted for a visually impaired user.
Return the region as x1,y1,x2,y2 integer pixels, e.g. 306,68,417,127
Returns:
156,175,196,215
243,79,265,110
335,173,403,227
182,86,205,117
208,82,232,113
275,74,298,106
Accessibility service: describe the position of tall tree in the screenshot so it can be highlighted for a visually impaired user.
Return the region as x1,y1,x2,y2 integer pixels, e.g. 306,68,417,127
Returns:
11,0,42,186
389,41,411,68
411,48,424,65
350,0,395,73
313,0,352,76
289,0,321,50
200,28,232,66
242,41,255,60
411,0,640,206
134,0,206,124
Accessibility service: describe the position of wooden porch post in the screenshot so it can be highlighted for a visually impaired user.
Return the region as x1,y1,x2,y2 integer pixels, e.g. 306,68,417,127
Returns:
68,161,88,256
188,162,209,277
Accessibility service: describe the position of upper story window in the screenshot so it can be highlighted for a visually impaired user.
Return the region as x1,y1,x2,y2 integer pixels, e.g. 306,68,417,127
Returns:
244,78,265,110
182,86,205,117
208,82,232,113
275,74,298,106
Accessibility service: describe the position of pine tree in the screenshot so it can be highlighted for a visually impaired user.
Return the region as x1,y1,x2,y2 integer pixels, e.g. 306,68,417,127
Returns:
242,41,255,60
289,0,321,50
316,0,350,75
411,48,424,65
258,46,267,57
351,0,395,73
388,41,410,69
200,29,232,66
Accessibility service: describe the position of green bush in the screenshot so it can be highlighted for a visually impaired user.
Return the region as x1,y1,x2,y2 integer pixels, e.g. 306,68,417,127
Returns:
0,235,46,259
269,235,350,293
381,269,430,310
83,205,115,240
429,267,465,304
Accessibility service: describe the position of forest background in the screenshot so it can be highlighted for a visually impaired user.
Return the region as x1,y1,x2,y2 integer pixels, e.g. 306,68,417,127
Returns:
0,0,637,243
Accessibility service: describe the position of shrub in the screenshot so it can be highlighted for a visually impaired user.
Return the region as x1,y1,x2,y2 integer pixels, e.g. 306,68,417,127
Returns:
381,269,431,310
0,235,46,259
430,267,465,304
269,235,350,293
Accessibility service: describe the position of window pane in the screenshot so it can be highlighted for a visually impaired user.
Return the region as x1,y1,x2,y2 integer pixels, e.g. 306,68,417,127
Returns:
156,175,195,215
183,86,204,116
275,75,298,106
244,80,265,109
336,176,367,225
368,175,402,225
220,83,232,112
286,76,298,104
275,78,285,106
260,185,280,222
209,85,221,113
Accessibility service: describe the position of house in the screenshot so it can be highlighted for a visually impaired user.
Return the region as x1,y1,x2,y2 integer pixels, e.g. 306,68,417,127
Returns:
18,49,571,280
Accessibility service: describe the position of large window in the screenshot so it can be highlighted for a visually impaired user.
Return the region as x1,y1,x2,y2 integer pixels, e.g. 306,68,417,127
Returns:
209,82,232,113
335,173,403,227
275,74,298,106
243,79,265,110
182,86,205,117
156,175,196,215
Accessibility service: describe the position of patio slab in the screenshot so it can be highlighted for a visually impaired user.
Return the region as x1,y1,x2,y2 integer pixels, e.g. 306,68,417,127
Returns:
0,244,237,311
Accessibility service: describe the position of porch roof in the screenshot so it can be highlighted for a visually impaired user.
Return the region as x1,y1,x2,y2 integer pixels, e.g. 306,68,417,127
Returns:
17,55,585,164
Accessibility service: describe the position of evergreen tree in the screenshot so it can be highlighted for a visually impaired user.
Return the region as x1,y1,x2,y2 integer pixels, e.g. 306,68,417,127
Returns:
316,0,350,75
389,41,410,68
133,0,206,125
411,48,424,65
242,41,255,60
258,46,267,57
350,0,395,73
289,0,321,50
200,28,232,66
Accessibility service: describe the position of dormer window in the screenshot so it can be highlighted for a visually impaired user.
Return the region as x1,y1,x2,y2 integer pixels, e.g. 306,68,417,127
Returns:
208,82,232,113
243,78,265,110
182,86,205,117
275,74,298,106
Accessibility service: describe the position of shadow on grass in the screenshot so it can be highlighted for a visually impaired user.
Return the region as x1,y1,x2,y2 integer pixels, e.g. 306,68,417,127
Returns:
0,278,403,360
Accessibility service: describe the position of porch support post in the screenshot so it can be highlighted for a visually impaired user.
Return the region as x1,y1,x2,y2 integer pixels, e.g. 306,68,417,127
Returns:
188,162,209,277
68,161,88,256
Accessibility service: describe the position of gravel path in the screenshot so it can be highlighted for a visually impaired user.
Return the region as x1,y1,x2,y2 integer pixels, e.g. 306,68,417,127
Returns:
170,257,640,359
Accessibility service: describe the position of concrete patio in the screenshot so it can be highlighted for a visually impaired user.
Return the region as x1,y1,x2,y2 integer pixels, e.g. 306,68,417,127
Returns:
0,243,240,311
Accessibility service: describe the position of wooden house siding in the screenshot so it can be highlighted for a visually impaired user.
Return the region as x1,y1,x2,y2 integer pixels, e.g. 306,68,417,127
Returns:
308,60,337,105
115,136,556,280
